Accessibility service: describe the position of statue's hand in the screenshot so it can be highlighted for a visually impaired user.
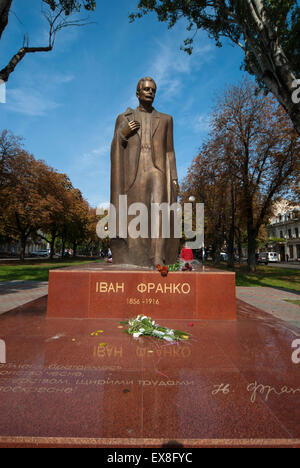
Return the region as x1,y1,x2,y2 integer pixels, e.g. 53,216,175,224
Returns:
120,120,140,139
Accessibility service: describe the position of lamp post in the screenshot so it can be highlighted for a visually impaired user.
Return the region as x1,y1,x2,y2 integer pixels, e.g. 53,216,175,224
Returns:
188,196,205,268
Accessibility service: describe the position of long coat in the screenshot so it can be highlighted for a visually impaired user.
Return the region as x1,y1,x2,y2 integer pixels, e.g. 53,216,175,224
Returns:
110,107,179,266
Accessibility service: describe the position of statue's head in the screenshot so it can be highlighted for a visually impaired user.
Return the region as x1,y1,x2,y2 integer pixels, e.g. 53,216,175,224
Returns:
136,77,157,105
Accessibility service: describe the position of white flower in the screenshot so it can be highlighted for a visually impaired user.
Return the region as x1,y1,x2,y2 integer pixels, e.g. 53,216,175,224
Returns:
152,330,164,336
140,315,148,321
163,336,174,342
133,332,142,338
139,328,145,333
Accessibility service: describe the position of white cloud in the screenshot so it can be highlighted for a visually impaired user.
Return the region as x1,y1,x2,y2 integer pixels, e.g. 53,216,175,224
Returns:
142,31,215,105
51,73,75,85
193,113,211,133
4,68,75,116
81,144,110,166
6,87,60,116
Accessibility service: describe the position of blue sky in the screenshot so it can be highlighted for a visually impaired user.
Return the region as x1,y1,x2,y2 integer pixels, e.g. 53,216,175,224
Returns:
1,0,247,208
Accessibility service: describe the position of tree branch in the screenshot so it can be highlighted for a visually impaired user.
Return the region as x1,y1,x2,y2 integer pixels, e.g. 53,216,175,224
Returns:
0,0,12,39
0,45,53,82
0,4,94,82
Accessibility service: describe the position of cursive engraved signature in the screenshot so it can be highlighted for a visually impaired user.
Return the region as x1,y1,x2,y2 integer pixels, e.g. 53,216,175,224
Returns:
212,381,300,404
247,381,300,403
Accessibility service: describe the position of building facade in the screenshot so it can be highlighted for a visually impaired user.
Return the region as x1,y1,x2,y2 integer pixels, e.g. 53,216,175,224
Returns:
267,200,300,262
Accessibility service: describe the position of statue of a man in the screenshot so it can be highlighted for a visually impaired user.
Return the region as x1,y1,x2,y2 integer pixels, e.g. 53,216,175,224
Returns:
110,77,179,267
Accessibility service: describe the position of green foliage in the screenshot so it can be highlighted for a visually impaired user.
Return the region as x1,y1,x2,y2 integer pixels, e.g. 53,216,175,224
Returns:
44,0,96,15
267,237,286,244
130,0,300,81
167,262,180,271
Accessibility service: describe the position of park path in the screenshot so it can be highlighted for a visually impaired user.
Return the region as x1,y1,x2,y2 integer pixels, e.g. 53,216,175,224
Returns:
236,287,300,328
0,281,48,315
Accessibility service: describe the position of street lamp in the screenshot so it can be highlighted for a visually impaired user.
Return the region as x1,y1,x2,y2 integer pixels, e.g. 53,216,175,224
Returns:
188,195,205,268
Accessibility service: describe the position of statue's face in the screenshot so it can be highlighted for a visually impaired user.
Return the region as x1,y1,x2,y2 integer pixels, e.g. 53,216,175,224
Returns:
137,80,156,105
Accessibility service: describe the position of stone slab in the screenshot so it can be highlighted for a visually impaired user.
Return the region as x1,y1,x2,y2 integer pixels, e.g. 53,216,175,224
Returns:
0,297,299,447
46,266,236,320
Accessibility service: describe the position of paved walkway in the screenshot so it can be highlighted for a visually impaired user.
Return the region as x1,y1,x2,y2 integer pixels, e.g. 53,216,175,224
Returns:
236,286,300,329
267,262,300,270
0,281,48,315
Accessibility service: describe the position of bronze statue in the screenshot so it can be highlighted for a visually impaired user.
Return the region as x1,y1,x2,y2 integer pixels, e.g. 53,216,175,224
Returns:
110,77,179,267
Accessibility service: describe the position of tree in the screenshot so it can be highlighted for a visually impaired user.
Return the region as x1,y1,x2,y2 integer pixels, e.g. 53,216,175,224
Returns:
1,150,54,260
0,129,23,236
35,168,74,259
130,0,300,135
0,0,96,82
181,79,299,272
61,188,90,257
212,79,299,271
180,138,246,266
0,128,100,259
0,129,22,195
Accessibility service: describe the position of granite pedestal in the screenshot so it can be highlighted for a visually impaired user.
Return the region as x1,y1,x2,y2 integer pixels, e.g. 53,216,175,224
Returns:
46,264,236,320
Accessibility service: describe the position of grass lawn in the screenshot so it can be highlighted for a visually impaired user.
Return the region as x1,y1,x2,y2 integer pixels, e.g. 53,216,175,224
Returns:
1,258,299,294
210,263,300,293
0,258,102,282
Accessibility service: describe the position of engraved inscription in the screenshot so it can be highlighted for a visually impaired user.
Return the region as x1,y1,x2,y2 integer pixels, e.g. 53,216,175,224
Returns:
136,282,191,295
96,282,125,293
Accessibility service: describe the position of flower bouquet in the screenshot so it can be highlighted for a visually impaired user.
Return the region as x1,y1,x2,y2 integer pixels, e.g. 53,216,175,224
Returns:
121,314,190,342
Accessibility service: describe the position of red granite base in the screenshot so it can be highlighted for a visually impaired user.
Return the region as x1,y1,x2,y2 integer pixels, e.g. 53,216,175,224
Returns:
46,265,236,320
0,297,299,448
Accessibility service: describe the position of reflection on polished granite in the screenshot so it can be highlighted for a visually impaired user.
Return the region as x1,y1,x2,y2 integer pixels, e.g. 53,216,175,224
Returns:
0,296,299,448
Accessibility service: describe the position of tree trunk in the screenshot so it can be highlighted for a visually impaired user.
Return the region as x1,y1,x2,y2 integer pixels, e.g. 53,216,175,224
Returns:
237,235,242,264
227,185,235,269
212,231,223,264
50,233,56,260
244,191,257,272
0,0,12,40
61,238,65,258
243,0,300,135
19,234,26,261
259,58,300,136
72,241,77,258
247,224,257,273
